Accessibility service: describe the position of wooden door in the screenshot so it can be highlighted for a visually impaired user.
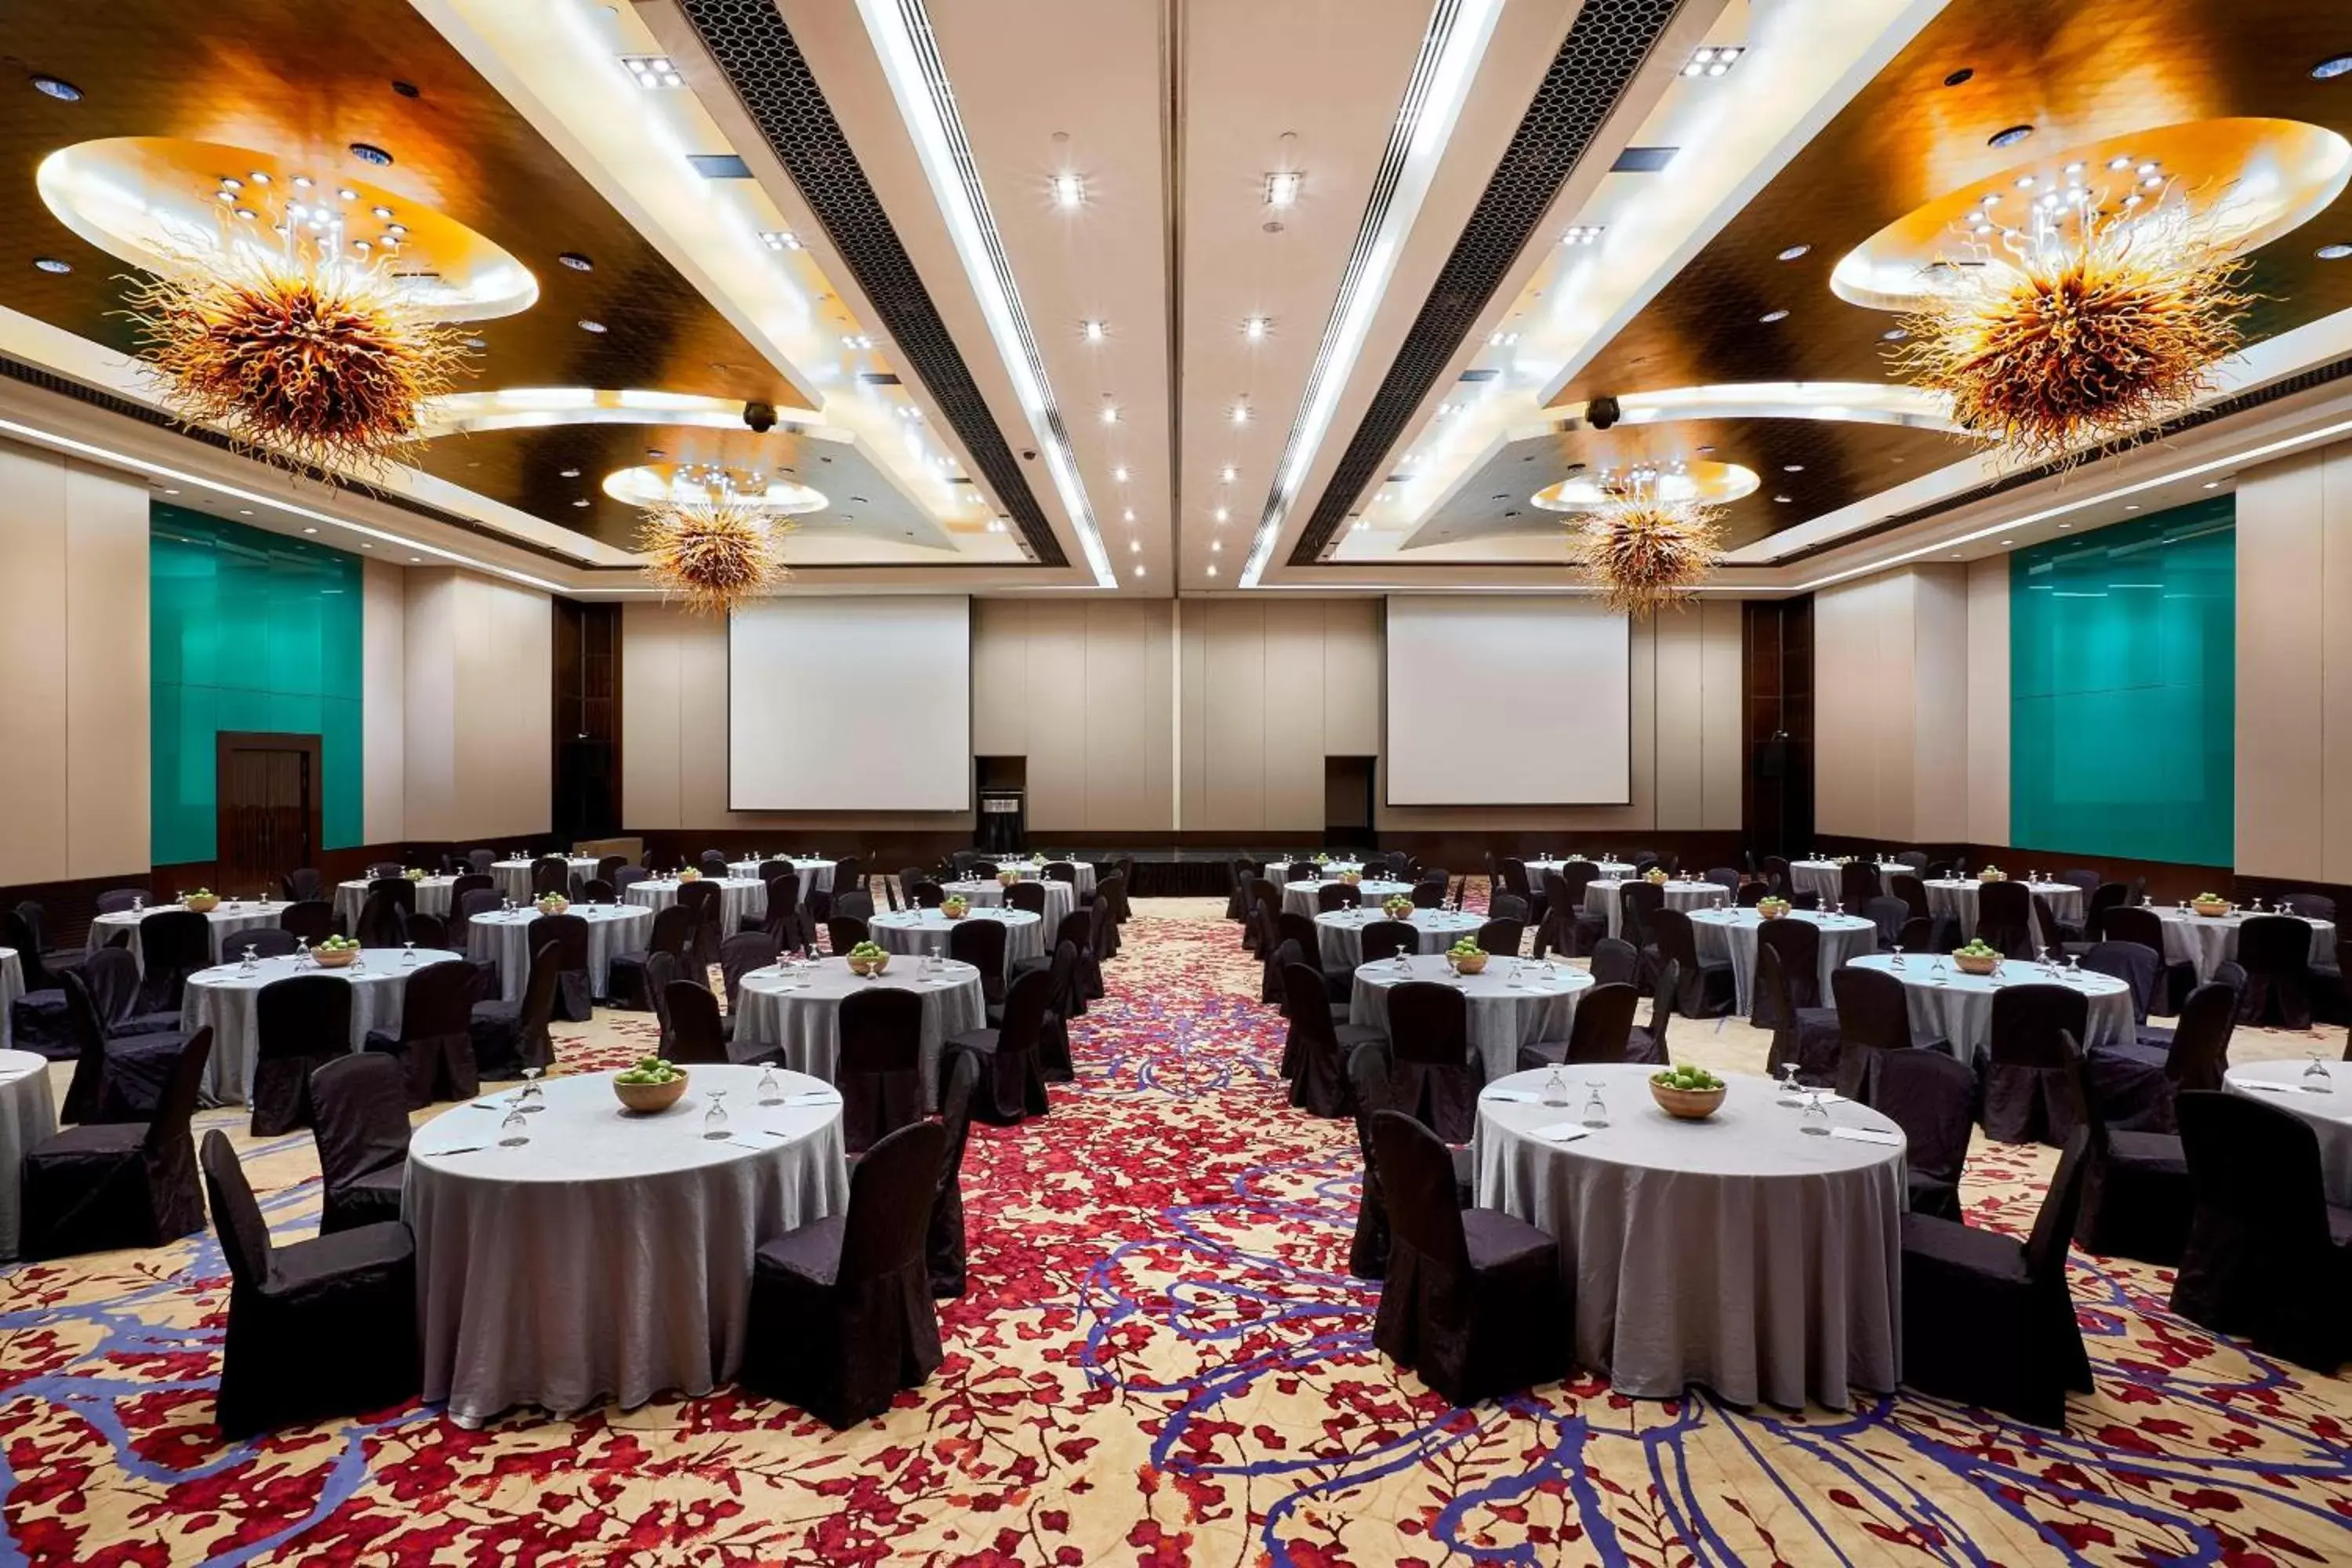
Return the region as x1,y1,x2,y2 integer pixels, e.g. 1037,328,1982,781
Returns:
215,732,321,899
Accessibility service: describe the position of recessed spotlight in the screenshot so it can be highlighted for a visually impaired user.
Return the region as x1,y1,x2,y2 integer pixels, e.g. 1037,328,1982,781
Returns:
1681,44,1744,78
1219,464,1238,482
1122,508,1135,523
841,333,873,350
1210,539,1222,553
2204,481,2221,489
1127,538,1141,554
1562,224,1605,245
1783,463,1804,472
1081,318,1107,342
1214,506,1229,523
337,187,357,201
2014,175,2036,190
558,252,593,272
1230,401,1250,425
1987,125,2034,149
1206,563,1218,577
238,508,253,516
2125,503,2140,511
1264,170,1301,208
348,142,393,167
760,230,804,252
32,256,71,274
371,206,394,220
1759,308,1789,324
30,74,82,102
234,208,256,221
2000,539,2014,546
1776,244,1811,261
559,467,582,478
1773,495,1791,503
1243,315,1270,341
1489,331,1519,347
1112,466,1130,482
1100,403,1120,424
1052,172,1086,209
621,54,684,89
291,176,313,191
578,319,607,333
215,190,237,204
572,499,591,508
1132,563,1145,579
2312,54,2352,80
462,336,487,350
302,527,318,535
2318,243,2352,260
1942,67,1974,87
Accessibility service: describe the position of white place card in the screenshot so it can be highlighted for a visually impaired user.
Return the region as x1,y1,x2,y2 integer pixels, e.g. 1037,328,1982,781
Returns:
1482,1089,1538,1103
1829,1125,1904,1146
781,1091,840,1106
1531,1121,1592,1143
2237,1079,2325,1095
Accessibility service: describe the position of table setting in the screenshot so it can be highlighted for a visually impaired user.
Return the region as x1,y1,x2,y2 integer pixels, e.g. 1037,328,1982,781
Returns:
1348,951,1594,1083
182,942,465,1105
730,953,986,1106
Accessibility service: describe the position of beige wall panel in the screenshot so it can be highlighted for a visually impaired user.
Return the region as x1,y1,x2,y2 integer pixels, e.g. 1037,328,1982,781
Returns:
1261,602,1328,832
1700,599,1745,832
1141,601,1175,830
1022,602,1090,831
2323,446,2352,884
1201,601,1268,832
673,608,735,827
1653,613,1705,829
2235,452,2325,877
1965,557,2011,848
1812,576,1879,837
61,463,151,877
0,443,70,884
361,560,407,844
401,569,459,842
1177,605,1207,830
1321,599,1381,754
970,597,1028,756
1080,603,1149,831
620,602,685,832
1909,565,1969,842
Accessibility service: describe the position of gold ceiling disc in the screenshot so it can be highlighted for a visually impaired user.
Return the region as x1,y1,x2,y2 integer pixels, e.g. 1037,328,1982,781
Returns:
1530,459,1759,514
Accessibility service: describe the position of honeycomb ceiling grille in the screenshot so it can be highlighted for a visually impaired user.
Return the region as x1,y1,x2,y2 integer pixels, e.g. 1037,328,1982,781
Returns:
1286,0,1683,568
677,0,1068,568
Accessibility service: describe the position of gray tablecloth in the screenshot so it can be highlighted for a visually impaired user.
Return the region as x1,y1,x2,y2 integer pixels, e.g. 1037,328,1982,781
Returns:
2158,909,2336,983
728,860,837,906
1689,909,1878,1016
1473,1063,1904,1409
466,905,652,1001
946,878,1074,932
2225,1060,2352,1207
490,858,601,903
335,877,455,933
869,909,1042,975
1584,880,1726,939
405,1063,848,1426
1924,880,2083,948
731,959,986,1106
1788,862,1909,906
990,860,1097,897
89,903,291,970
1268,860,1364,885
1285,880,1414,920
1839,954,2133,1058
1526,860,1635,884
628,877,764,933
1348,954,1593,1083
182,949,463,1106
0,1051,56,1259
1314,909,1485,969
0,950,20,1053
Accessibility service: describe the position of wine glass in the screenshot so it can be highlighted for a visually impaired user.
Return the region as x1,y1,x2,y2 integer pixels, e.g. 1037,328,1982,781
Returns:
2303,1050,2333,1090
238,942,258,976
517,1065,545,1112
1890,945,1904,971
758,1065,784,1105
402,940,418,966
497,1104,530,1147
1800,1091,1831,1136
1581,1080,1609,1129
703,1087,731,1141
1776,1062,1806,1106
1541,1066,1570,1106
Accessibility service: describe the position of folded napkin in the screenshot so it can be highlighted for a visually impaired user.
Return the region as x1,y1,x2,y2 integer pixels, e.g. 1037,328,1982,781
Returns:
2236,1079,2325,1095
781,1091,840,1106
1481,1089,1538,1104
1829,1125,1903,1146
1530,1121,1592,1143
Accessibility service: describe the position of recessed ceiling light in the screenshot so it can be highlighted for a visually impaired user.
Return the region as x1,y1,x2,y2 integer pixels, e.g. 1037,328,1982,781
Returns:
1264,170,1301,208
1882,328,1910,342
1100,403,1120,424
841,333,873,350
621,54,684,89
1128,538,1141,554
31,74,82,102
1489,331,1519,347
1999,539,2013,546
1112,466,1130,482
1681,44,1744,78
2312,54,2352,80
1776,243,1810,261
360,543,372,549
2014,175,2036,190
371,206,394,220
1783,463,1804,472
31,256,70,274
302,527,318,535
1205,564,1217,577
1081,318,1106,342
1220,464,1238,482
578,319,607,333
1942,67,1974,87
1988,125,2034,149
572,499,591,508
337,187,357,201
760,230,804,252
1132,563,1145,579
1210,539,1222,552
558,252,593,272
559,467,581,478
2204,481,2221,488
2318,243,2352,260
462,336,487,350
1774,495,1792,503
2125,503,2140,510
238,508,253,516
1243,316,1270,341
1122,508,1135,522
1052,172,1086,209
1759,309,1789,324
348,142,393,167
1562,224,1606,245
1230,401,1250,425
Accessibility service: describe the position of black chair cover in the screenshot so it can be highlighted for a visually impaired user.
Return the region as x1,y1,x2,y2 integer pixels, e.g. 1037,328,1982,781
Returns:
1623,965,1676,1065
2234,914,2317,1029
22,1026,212,1261
1831,965,1921,1102
1382,982,1478,1142
528,913,593,1020
837,985,926,1152
276,898,338,946
2071,1030,2190,1267
248,974,354,1137
828,916,871,956
1281,959,1384,1118
1756,942,1842,1086
1754,917,1822,1008
1588,938,1639,989
281,869,326,903
1977,984,2090,1145
1036,940,1082,1083
1,907,73,1058
59,969,187,1125
310,1053,412,1233
2083,980,2234,1134
742,1120,946,1427
927,1050,981,1298
354,892,408,950
1356,920,1417,968
77,946,180,1038
663,980,731,1065
134,909,213,1014
1647,909,1732,1018
1976,880,2034,960
1475,918,1523,957
364,960,483,1107
607,903,698,1011
1518,982,1640,1071
720,931,780,1014
948,969,1054,1125
470,940,561,1080
1873,1048,1974,1220
2170,1091,2352,1370
1840,862,1882,910
949,918,1009,1007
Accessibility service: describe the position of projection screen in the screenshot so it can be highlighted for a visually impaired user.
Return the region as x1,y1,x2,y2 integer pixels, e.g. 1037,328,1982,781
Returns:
1384,596,1631,805
728,596,971,811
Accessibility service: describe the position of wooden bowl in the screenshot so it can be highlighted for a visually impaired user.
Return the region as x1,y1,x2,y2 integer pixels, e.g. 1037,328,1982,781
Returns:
1449,952,1489,975
1756,902,1791,920
313,946,359,968
2192,898,2230,918
614,1071,688,1114
536,898,570,916
1953,952,2000,975
182,894,220,913
942,903,969,920
847,953,891,976
1650,1080,1726,1120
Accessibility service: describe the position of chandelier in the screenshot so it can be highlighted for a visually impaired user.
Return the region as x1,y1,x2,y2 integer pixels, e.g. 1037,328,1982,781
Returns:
1566,465,1722,617
635,494,794,615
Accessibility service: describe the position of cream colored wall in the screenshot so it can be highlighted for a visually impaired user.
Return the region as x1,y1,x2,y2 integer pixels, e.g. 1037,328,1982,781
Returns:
2234,437,2352,879
0,440,150,883
972,599,1174,833
1964,557,2011,846
1178,600,1381,834
401,568,552,843
361,558,407,844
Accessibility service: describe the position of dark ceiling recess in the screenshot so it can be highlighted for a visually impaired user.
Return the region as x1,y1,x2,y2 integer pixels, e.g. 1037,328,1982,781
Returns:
1287,0,1683,568
677,0,1068,568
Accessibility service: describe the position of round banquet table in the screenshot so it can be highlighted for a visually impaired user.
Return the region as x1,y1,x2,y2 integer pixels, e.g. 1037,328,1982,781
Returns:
1474,1064,1905,1409
945,877,1074,931
1313,908,1485,969
1839,953,2133,1060
334,876,455,933
405,1062,848,1426
1584,879,1726,939
730,956,987,1107
181,948,463,1106
466,904,652,1002
1268,859,1364,885
627,877,764,934
0,1051,57,1259
1788,861,1909,906
727,858,836,906
1348,953,1593,1083
489,857,601,903
868,908,1042,975
2157,907,2337,984
0,949,20,1052
1924,879,2084,949
89,902,291,970
1526,858,1635,886
1688,909,1878,1016
1284,880,1414,920
2223,1058,2352,1207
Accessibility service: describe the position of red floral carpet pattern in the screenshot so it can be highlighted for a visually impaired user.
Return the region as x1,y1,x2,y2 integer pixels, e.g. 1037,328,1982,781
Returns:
0,902,2346,1564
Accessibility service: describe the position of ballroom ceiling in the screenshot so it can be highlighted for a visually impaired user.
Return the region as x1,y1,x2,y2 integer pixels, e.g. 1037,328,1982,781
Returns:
1,0,2348,597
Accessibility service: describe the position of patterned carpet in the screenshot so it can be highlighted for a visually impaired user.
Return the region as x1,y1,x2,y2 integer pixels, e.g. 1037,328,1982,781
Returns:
2,898,2348,1565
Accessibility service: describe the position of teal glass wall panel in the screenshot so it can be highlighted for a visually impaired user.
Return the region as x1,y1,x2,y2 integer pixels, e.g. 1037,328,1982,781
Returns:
151,506,365,863
2009,497,2233,866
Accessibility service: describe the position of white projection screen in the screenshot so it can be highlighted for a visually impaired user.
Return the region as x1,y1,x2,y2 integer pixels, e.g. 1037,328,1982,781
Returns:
1384,596,1631,805
728,597,971,811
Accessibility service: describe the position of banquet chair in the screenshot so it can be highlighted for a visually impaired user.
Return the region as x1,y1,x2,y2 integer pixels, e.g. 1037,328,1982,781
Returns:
1410,877,1448,910
1356,919,1417,970
272,895,338,945
402,913,451,953
720,931,779,1015
2096,904,2197,1013
907,880,946,909
135,909,214,1015
1317,881,1362,913
529,913,594,1020
1005,880,1048,917
1703,866,1741,897
2033,892,2085,951
1623,965,1677,1065
579,878,616,907
2078,939,2161,1031
2234,913,2318,1029
22,1026,211,1261
200,1128,418,1439
1014,908,1098,1004
1735,880,1766,908
834,888,877,924
1978,984,2091,1145
1975,879,2034,960
1369,1109,1567,1406
608,904,695,1012
1753,917,1822,1007
1036,940,1082,1082
597,855,630,888
280,868,325,904
838,985,926,1152
1789,891,1823,911
530,857,570,898
1094,874,1128,954
948,969,1054,1126
365,960,484,1107
1646,909,1732,1018
1280,957,1383,1118
76,946,179,1038
1830,965,1924,1102
949,918,1009,1010
1516,982,1639,1071
1588,937,1639,989
675,881,724,973
365,861,406,881
699,850,731,879
1285,862,1319,884
1760,855,1793,895
742,1120,946,1428
234,927,300,960
967,859,1002,883
354,891,408,951
1240,878,1280,953
1840,862,1882,909
644,952,681,1051
1488,893,1530,925
450,887,502,956
1497,858,1541,924
1345,1042,1472,1279
2081,882,2129,942
1755,942,1842,1087
448,872,495,904
612,866,651,896
59,968,191,1125
827,916,870,956
1871,1047,1974,1221
1899,1127,2093,1428
1383,982,1478,1141
247,975,353,1136
2276,890,2338,921
662,979,731,1066
2170,1091,2352,1371
1617,882,1664,953
2083,981,2234,1134
1889,873,1931,923
831,858,866,908
924,1047,985,1304
1043,859,1080,889
2069,1031,2190,1267
1863,896,1909,947
1897,915,1936,954
470,940,561,1080
465,848,497,874
367,876,418,917
1923,859,1956,882
1475,918,1523,957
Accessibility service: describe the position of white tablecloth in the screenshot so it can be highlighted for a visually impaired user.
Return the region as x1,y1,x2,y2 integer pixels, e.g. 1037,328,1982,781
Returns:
1839,953,2133,1059
1924,880,2084,948
1584,880,1726,939
334,877,456,932
731,958,987,1106
627,877,764,934
1284,880,1414,920
1526,860,1635,885
1474,1064,1904,1409
1788,861,1910,905
2223,1060,2352,1207
727,859,837,906
0,1051,56,1259
182,949,463,1106
1269,860,1364,885
0,950,20,1053
1348,954,1594,1083
405,1063,848,1426
1313,909,1485,970
868,908,1043,976
466,905,652,1002
1688,909,1879,1016
89,902,290,969
2157,909,2337,983
989,860,1096,897
490,858,601,903
946,878,1074,933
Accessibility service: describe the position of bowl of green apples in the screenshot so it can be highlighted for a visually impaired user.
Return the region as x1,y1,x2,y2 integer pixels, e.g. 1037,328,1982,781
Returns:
613,1056,688,1113
1649,1063,1726,1120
